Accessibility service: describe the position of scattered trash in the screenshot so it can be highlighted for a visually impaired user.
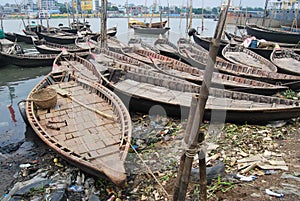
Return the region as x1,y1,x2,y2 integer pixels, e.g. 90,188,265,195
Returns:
236,174,256,182
68,185,83,192
264,170,278,175
265,189,284,198
19,163,31,168
250,192,261,198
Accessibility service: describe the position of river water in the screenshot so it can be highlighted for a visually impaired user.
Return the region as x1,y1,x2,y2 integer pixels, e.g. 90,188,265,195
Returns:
0,17,235,192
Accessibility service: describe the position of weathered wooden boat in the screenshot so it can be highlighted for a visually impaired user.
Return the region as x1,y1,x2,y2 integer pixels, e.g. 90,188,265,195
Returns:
188,28,227,56
177,38,300,90
0,38,14,52
70,20,91,30
91,47,154,71
224,31,300,58
136,48,287,95
154,38,178,58
36,31,81,44
15,33,37,44
102,36,128,53
128,18,167,28
0,44,57,67
153,38,186,62
4,32,16,42
96,62,300,123
246,23,300,44
26,56,132,187
120,47,154,64
34,39,92,54
107,26,117,37
133,26,170,35
270,48,300,75
128,38,159,53
222,43,277,72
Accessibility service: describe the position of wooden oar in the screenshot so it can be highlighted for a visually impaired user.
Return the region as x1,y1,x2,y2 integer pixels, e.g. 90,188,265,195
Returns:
50,85,114,121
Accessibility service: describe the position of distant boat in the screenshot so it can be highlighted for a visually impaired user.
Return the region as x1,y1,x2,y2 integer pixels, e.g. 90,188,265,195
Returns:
133,26,170,35
128,18,167,28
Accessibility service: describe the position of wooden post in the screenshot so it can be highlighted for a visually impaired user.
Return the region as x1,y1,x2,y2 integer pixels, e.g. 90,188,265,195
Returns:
174,1,231,200
262,0,269,26
76,0,79,31
100,0,107,48
0,13,3,31
201,0,204,32
65,2,71,28
188,0,193,30
173,95,199,201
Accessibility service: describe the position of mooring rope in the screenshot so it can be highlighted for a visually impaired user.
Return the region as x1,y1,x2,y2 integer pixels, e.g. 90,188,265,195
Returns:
128,143,170,199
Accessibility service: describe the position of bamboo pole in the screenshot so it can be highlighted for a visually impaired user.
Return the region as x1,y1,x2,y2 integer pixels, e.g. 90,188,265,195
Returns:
66,2,71,28
173,95,199,201
100,0,107,48
185,0,189,33
167,1,170,27
188,0,193,30
76,0,79,31
0,13,3,31
174,1,231,200
201,0,204,32
262,0,269,26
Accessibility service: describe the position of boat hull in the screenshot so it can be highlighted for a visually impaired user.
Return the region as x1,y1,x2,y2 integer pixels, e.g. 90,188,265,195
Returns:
246,24,300,44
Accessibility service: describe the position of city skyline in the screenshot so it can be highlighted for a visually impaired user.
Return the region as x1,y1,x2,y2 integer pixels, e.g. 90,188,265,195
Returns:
0,0,266,8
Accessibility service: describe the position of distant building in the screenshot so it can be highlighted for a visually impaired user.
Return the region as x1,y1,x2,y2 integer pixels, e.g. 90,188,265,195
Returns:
38,0,58,10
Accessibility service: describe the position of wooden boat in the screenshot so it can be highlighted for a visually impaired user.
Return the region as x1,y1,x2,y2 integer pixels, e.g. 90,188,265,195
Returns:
188,28,227,56
135,48,287,95
154,38,182,61
4,32,16,42
246,23,300,44
177,38,300,90
107,26,117,37
224,31,300,58
36,31,80,44
128,18,167,28
101,36,128,53
270,48,300,75
91,47,154,71
97,61,300,123
15,33,37,44
34,39,92,54
128,38,159,53
133,26,170,35
0,38,14,52
0,44,57,67
121,47,158,64
26,55,132,187
222,43,277,72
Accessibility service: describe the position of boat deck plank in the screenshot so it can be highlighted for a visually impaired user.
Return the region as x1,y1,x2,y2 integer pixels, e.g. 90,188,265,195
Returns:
273,58,300,73
224,52,271,70
36,81,121,159
114,79,295,110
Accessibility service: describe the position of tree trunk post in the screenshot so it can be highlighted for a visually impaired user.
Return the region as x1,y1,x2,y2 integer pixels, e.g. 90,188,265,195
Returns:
100,0,107,48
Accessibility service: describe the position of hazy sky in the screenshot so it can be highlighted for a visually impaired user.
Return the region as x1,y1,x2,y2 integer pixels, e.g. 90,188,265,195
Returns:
1,0,266,8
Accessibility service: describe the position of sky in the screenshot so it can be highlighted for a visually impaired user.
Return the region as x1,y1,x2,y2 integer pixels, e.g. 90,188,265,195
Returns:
1,0,266,8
